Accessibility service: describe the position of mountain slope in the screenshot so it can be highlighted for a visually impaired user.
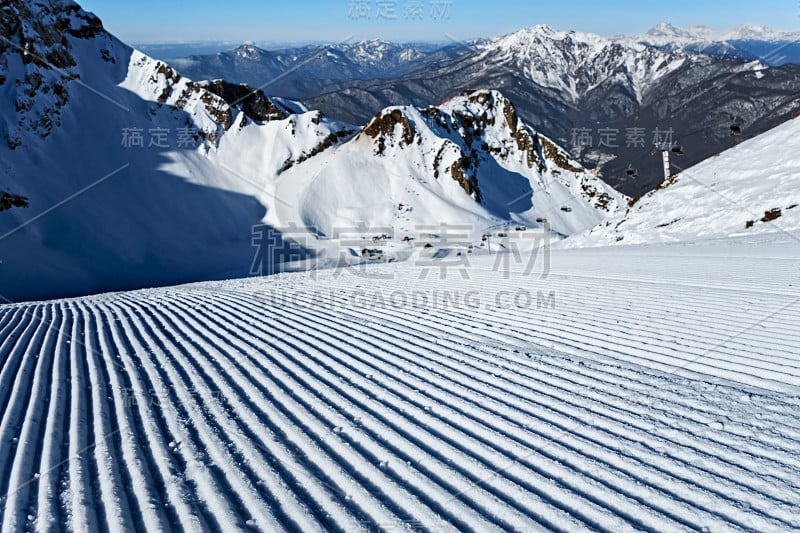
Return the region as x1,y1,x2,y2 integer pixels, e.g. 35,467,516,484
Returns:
1,240,799,531
167,23,800,196
0,1,621,302
568,114,800,246
639,22,800,66
483,25,691,103
0,0,354,301
273,90,624,240
301,26,800,196
168,24,800,196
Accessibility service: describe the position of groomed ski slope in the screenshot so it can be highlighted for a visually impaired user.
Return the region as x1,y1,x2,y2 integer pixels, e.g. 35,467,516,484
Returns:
0,236,799,532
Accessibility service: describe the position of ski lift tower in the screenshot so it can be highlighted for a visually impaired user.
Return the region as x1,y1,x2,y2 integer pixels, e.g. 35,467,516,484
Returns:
653,141,683,184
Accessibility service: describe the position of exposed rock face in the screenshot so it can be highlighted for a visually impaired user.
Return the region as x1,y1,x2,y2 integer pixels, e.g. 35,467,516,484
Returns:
0,192,29,212
0,0,289,149
440,90,607,205
361,108,416,154
538,135,583,174
448,156,481,201
0,0,103,145
0,0,104,67
202,80,290,124
300,26,800,196
279,127,356,173
349,90,623,212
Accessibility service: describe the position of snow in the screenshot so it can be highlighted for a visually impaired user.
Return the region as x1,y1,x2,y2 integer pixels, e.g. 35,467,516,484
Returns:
642,22,800,45
0,235,798,531
633,22,800,66
481,25,692,104
0,0,626,302
0,26,347,301
267,92,624,247
2,3,800,530
569,115,800,247
1,24,621,301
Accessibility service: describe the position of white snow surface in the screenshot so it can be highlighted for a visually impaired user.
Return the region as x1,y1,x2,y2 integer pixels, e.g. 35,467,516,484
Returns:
2,6,800,529
568,115,800,247
0,235,798,531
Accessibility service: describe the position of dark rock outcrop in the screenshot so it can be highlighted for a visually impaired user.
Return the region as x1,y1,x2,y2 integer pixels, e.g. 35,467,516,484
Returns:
0,192,30,212
202,80,290,124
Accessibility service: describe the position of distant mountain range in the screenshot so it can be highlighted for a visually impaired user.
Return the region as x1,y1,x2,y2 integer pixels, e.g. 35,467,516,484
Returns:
639,22,800,65
170,40,471,99
173,23,800,196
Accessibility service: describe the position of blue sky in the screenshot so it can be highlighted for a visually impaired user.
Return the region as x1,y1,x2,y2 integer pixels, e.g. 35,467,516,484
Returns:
78,0,798,43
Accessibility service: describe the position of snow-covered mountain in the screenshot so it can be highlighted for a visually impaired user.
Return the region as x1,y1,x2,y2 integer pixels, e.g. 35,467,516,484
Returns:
481,24,692,104
642,22,800,46
306,24,706,120
0,0,620,302
568,114,800,247
0,0,364,302
637,22,800,66
303,24,800,196
272,90,624,240
171,40,468,99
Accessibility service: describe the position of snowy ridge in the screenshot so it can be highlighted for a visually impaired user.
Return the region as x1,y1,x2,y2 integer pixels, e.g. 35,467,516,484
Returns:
569,115,800,247
341,39,427,68
0,243,798,531
642,22,800,45
633,22,800,66
480,25,693,103
0,0,352,301
118,50,232,139
272,90,625,241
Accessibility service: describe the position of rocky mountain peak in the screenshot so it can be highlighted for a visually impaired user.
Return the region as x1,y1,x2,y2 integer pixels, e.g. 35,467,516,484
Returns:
201,80,291,124
646,22,691,39
0,0,108,146
233,43,269,60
